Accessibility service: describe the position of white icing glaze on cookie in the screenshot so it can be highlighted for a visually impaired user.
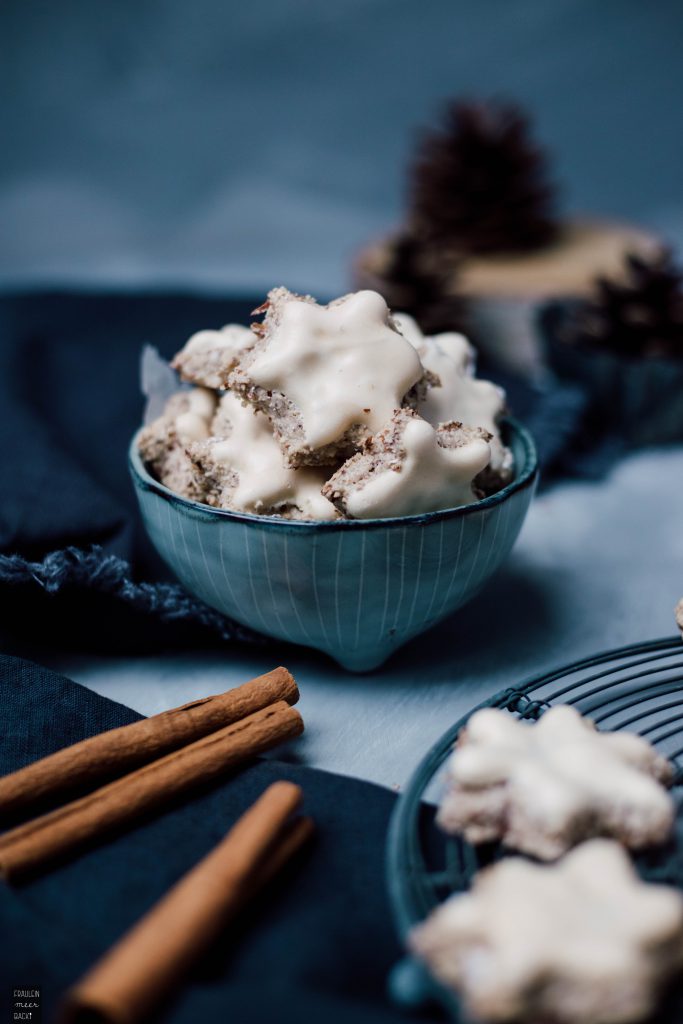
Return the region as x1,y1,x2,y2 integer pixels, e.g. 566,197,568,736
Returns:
390,311,425,347
173,387,217,441
183,324,252,356
194,391,337,519
137,388,217,501
172,324,253,388
244,290,423,448
394,313,511,476
344,416,490,518
410,839,683,1024
439,705,674,858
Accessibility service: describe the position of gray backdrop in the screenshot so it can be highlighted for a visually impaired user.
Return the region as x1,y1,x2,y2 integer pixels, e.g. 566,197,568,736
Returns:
2,0,682,295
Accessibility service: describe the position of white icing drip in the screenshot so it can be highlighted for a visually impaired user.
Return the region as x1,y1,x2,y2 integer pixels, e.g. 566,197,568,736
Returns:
449,705,673,829
208,392,336,518
247,290,423,448
174,387,216,441
345,417,491,519
394,313,510,474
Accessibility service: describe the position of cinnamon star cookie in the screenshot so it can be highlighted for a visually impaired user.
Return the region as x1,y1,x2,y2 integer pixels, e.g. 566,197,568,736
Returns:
322,408,491,519
438,705,674,859
228,287,425,466
410,839,683,1024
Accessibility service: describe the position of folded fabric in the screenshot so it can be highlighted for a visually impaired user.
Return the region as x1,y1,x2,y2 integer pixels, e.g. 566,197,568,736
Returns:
0,290,586,655
0,652,421,1024
0,291,266,654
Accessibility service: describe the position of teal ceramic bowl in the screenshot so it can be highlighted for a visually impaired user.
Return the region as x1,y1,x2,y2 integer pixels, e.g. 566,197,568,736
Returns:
129,419,537,671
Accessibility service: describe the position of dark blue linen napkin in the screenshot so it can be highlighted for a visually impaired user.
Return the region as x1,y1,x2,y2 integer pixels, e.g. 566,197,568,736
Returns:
0,652,424,1024
0,290,267,655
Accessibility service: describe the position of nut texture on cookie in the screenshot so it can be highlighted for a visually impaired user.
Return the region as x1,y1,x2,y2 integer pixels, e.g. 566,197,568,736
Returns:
229,288,424,466
410,839,683,1024
188,391,337,519
438,705,674,859
138,388,216,500
172,324,253,389
322,408,491,518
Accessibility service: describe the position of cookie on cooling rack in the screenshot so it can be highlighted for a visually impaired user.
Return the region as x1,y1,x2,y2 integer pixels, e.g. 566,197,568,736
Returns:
437,704,674,860
676,598,683,637
410,839,683,1024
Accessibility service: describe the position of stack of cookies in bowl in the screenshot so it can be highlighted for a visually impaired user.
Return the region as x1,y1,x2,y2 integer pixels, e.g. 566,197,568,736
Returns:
131,287,537,669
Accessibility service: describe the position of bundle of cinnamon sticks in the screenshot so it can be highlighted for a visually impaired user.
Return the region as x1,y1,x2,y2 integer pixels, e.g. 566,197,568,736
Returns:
1,667,314,1021
0,666,303,882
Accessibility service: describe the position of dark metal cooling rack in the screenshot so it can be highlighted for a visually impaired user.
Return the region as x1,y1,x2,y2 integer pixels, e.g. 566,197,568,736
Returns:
386,636,683,1020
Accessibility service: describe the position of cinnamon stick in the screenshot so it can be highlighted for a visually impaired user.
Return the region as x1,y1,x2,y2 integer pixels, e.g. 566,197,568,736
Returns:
60,781,313,1024
0,667,298,825
0,701,303,882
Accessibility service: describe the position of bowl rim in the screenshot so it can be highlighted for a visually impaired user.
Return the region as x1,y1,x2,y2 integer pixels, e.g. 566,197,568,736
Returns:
128,416,538,532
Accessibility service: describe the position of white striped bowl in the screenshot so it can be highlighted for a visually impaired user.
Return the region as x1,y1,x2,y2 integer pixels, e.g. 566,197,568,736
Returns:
129,419,537,671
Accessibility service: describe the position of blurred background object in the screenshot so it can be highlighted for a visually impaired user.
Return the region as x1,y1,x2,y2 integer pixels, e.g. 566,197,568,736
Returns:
1,0,682,296
354,96,662,375
539,248,683,448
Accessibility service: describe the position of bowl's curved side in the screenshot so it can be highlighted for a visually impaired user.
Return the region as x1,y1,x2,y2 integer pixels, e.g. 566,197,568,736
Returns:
130,419,537,671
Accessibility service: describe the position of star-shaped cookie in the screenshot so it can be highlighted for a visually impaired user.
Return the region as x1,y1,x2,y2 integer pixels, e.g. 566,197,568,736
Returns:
322,409,491,518
411,839,683,1024
229,287,424,466
438,705,674,859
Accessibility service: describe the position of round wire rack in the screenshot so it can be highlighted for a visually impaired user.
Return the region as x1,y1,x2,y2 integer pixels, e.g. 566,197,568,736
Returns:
387,636,683,1020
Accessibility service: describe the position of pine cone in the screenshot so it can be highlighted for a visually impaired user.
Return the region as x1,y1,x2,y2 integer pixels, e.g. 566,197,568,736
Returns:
375,232,468,335
410,99,558,255
560,249,683,359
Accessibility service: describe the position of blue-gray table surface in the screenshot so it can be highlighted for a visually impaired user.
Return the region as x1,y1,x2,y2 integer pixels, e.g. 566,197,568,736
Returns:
48,445,683,791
